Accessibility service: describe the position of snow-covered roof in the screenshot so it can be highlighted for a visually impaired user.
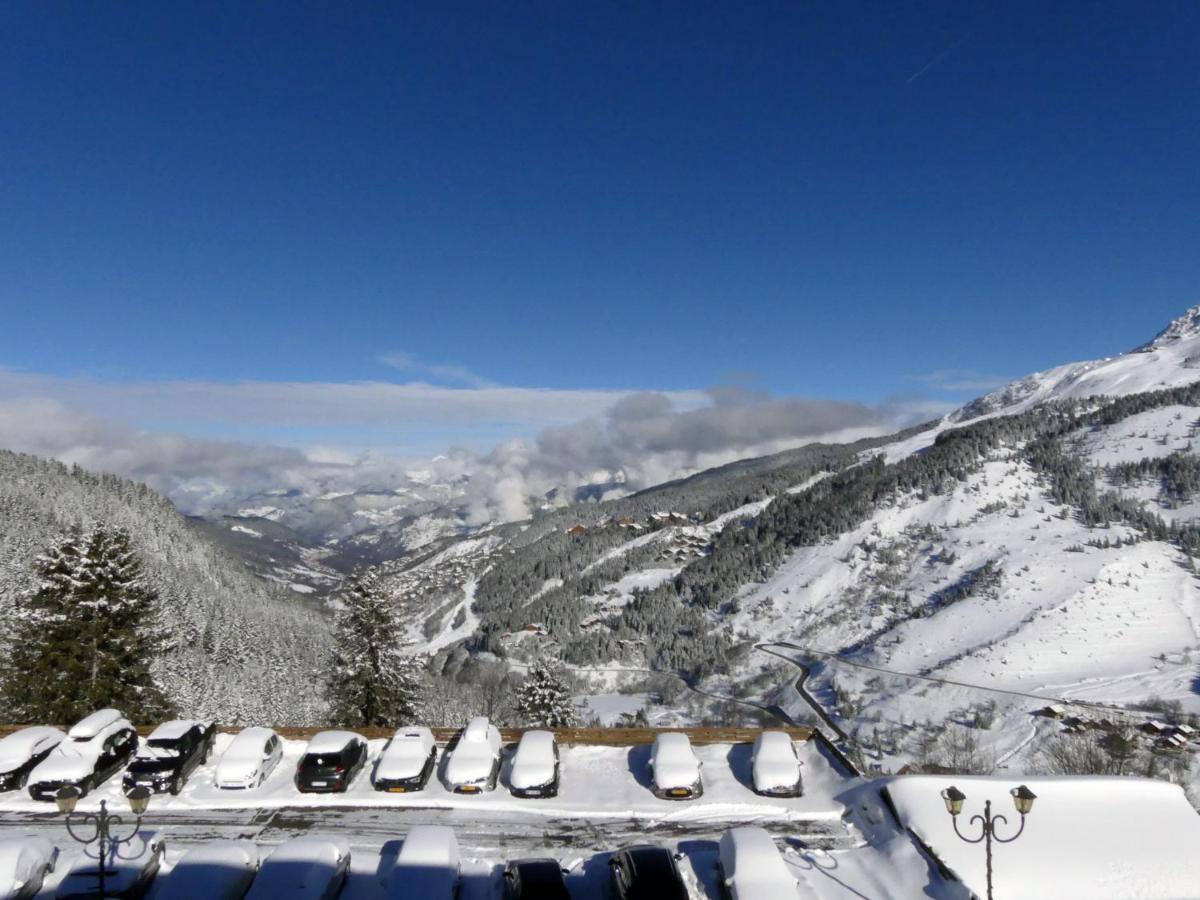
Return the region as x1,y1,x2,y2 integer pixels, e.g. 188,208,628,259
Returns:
246,836,349,899
510,730,556,790
462,716,493,743
718,827,798,898
751,731,799,790
67,708,123,741
651,733,700,788
57,830,161,896
887,775,1200,899
397,825,461,869
303,730,363,755
376,728,436,780
147,720,201,742
0,726,64,772
0,836,56,899
158,841,259,900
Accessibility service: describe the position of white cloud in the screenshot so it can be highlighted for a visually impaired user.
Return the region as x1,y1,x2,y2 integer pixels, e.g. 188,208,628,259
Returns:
910,369,1013,393
377,351,497,389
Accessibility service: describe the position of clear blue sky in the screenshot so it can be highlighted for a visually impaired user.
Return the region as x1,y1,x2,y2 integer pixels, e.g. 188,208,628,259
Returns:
1,1,1198,405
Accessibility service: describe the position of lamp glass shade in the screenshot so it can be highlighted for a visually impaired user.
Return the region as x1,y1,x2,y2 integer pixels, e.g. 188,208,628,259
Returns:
941,785,966,816
1011,784,1037,815
54,785,80,815
126,786,151,816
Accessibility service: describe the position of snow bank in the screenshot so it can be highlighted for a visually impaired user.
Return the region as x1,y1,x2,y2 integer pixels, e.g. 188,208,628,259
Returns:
886,775,1200,899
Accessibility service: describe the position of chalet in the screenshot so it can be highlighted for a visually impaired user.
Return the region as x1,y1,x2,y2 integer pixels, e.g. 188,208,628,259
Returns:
566,524,587,537
1143,719,1171,735
1035,704,1066,719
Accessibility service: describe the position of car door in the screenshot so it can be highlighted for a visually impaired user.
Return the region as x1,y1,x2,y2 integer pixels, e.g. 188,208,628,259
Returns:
265,735,282,779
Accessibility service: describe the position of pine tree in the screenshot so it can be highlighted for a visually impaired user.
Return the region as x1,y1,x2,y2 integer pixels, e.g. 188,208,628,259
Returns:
327,568,425,727
0,525,173,723
515,661,578,727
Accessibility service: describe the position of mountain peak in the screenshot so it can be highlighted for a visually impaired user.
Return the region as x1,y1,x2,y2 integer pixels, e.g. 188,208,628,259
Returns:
1134,304,1200,351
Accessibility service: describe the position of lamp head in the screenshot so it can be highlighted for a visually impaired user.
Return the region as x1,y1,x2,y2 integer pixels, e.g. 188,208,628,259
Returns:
54,785,80,815
941,785,966,817
126,785,151,816
1011,784,1037,815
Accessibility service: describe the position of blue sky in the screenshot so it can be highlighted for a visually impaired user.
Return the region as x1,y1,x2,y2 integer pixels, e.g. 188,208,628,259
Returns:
0,2,1198,476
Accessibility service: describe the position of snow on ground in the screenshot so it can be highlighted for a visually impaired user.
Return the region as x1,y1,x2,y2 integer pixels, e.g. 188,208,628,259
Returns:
230,524,262,538
723,452,1200,776
578,692,651,725
887,774,1200,900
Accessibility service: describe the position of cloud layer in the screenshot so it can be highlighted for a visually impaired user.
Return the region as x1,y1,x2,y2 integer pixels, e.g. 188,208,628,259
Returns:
0,367,948,525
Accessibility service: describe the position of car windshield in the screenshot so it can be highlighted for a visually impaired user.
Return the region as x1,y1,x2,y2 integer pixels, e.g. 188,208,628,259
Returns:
302,752,343,767
630,851,675,882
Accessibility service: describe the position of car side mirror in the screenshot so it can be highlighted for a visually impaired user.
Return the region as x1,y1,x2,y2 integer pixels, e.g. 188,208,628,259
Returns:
607,858,619,867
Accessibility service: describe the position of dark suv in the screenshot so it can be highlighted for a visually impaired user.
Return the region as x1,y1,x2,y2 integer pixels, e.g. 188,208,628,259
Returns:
123,720,216,796
295,731,368,793
27,710,138,802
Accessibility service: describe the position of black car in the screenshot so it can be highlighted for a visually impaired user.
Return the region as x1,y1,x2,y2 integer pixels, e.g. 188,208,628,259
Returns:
608,846,688,900
27,710,138,802
0,727,65,792
503,858,571,900
122,720,216,795
295,730,368,793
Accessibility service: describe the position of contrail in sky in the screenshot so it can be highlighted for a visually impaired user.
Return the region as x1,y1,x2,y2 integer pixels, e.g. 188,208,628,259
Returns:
906,36,967,85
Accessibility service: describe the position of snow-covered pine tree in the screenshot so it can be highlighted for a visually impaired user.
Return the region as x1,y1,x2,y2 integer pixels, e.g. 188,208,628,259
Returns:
515,660,578,727
327,567,424,727
0,524,173,724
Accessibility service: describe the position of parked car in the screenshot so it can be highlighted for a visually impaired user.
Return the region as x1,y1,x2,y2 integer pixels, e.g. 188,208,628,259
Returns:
608,846,688,900
649,733,703,800
123,720,216,796
384,826,460,899
0,836,58,900
503,858,570,900
509,730,560,798
372,726,437,793
215,727,283,790
444,716,501,793
0,728,65,793
295,731,368,793
149,840,259,900
56,831,163,899
28,709,137,802
750,731,803,797
717,826,800,900
243,837,349,900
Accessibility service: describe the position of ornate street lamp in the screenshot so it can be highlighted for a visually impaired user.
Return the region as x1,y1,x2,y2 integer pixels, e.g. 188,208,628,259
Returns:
940,783,1036,900
55,785,152,899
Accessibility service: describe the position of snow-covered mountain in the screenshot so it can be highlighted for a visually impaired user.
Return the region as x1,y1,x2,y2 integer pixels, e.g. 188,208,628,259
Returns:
0,451,330,725
386,308,1200,785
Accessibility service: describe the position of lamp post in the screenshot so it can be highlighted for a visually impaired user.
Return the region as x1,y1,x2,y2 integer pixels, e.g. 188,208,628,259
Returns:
940,784,1036,900
55,785,152,899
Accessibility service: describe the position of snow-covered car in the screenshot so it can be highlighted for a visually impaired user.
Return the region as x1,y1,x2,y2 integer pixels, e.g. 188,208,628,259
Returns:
56,831,164,899
503,858,570,900
0,727,65,793
149,840,259,900
122,720,216,796
373,726,437,793
0,837,58,900
444,716,502,793
243,837,350,900
608,846,688,900
508,730,559,798
28,709,138,802
295,731,368,793
384,826,460,899
717,826,800,900
215,727,283,789
750,731,803,797
649,732,703,800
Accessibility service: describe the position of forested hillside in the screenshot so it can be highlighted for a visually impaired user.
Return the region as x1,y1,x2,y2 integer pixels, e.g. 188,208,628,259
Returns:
0,451,329,724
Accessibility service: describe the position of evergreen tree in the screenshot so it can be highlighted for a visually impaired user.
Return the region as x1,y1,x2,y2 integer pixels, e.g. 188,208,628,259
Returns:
327,568,424,727
0,525,173,723
515,661,578,727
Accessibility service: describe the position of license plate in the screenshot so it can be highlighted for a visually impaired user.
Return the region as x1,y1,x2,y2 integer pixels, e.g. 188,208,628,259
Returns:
310,781,327,787
459,785,479,793
388,787,408,793
670,788,689,797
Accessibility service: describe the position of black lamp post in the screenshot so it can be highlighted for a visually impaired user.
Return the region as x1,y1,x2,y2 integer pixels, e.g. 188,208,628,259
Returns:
940,784,1036,900
55,785,152,899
